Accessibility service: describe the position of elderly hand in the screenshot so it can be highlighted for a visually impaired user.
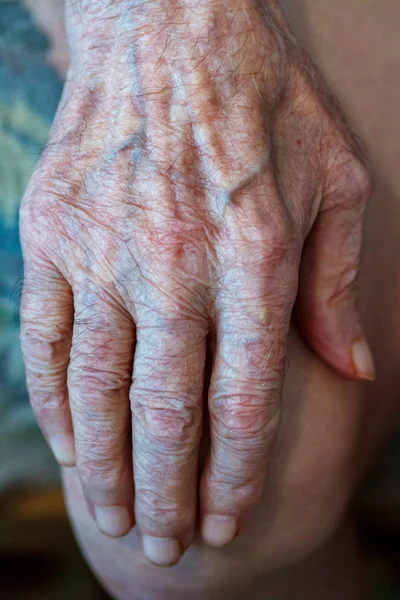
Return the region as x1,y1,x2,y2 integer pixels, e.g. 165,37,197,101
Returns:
20,0,374,566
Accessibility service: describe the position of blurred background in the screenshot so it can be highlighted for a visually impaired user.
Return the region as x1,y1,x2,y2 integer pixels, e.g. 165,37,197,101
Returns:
0,0,399,597
0,0,108,596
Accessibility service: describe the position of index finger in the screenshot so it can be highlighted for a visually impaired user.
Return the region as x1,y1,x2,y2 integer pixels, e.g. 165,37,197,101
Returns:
200,242,299,547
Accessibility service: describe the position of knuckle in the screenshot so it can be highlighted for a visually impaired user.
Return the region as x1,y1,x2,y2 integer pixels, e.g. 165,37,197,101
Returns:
20,190,57,249
29,390,69,432
132,394,202,449
261,217,293,250
136,488,190,530
69,343,132,404
69,365,130,405
21,325,71,394
69,322,133,389
210,391,280,442
78,454,126,494
29,388,67,413
72,305,130,345
21,324,68,361
330,152,374,209
347,156,374,203
230,218,300,289
231,198,298,257
255,221,301,273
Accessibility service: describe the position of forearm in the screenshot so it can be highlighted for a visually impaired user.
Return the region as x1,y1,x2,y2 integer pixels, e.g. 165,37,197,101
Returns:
63,0,288,91
64,0,284,39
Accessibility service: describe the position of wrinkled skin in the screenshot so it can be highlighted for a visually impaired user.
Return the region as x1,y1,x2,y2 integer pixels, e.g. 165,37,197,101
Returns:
20,0,374,566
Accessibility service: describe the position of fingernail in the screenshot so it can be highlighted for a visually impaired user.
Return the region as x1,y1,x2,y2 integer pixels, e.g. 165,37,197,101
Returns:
49,435,75,466
351,337,376,381
142,536,181,567
95,506,132,537
201,514,237,548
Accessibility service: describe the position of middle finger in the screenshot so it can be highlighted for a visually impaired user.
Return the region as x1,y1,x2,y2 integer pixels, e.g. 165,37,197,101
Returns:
131,312,207,566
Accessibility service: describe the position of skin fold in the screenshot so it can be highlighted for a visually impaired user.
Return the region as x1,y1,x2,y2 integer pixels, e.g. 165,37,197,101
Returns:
20,0,377,567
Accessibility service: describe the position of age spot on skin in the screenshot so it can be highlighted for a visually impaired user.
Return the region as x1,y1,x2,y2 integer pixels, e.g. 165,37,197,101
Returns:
261,306,270,325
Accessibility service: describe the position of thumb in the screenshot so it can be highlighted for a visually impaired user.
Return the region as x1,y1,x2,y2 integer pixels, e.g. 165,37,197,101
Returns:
296,157,376,381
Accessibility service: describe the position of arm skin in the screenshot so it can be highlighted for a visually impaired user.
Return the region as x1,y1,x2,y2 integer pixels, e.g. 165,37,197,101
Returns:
20,0,375,567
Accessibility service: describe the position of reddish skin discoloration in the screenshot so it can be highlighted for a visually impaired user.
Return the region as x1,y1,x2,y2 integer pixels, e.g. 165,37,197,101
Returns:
20,0,374,565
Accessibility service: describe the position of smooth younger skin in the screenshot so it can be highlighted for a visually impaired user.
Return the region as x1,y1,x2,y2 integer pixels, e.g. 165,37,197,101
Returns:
20,0,376,566
62,1,400,597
